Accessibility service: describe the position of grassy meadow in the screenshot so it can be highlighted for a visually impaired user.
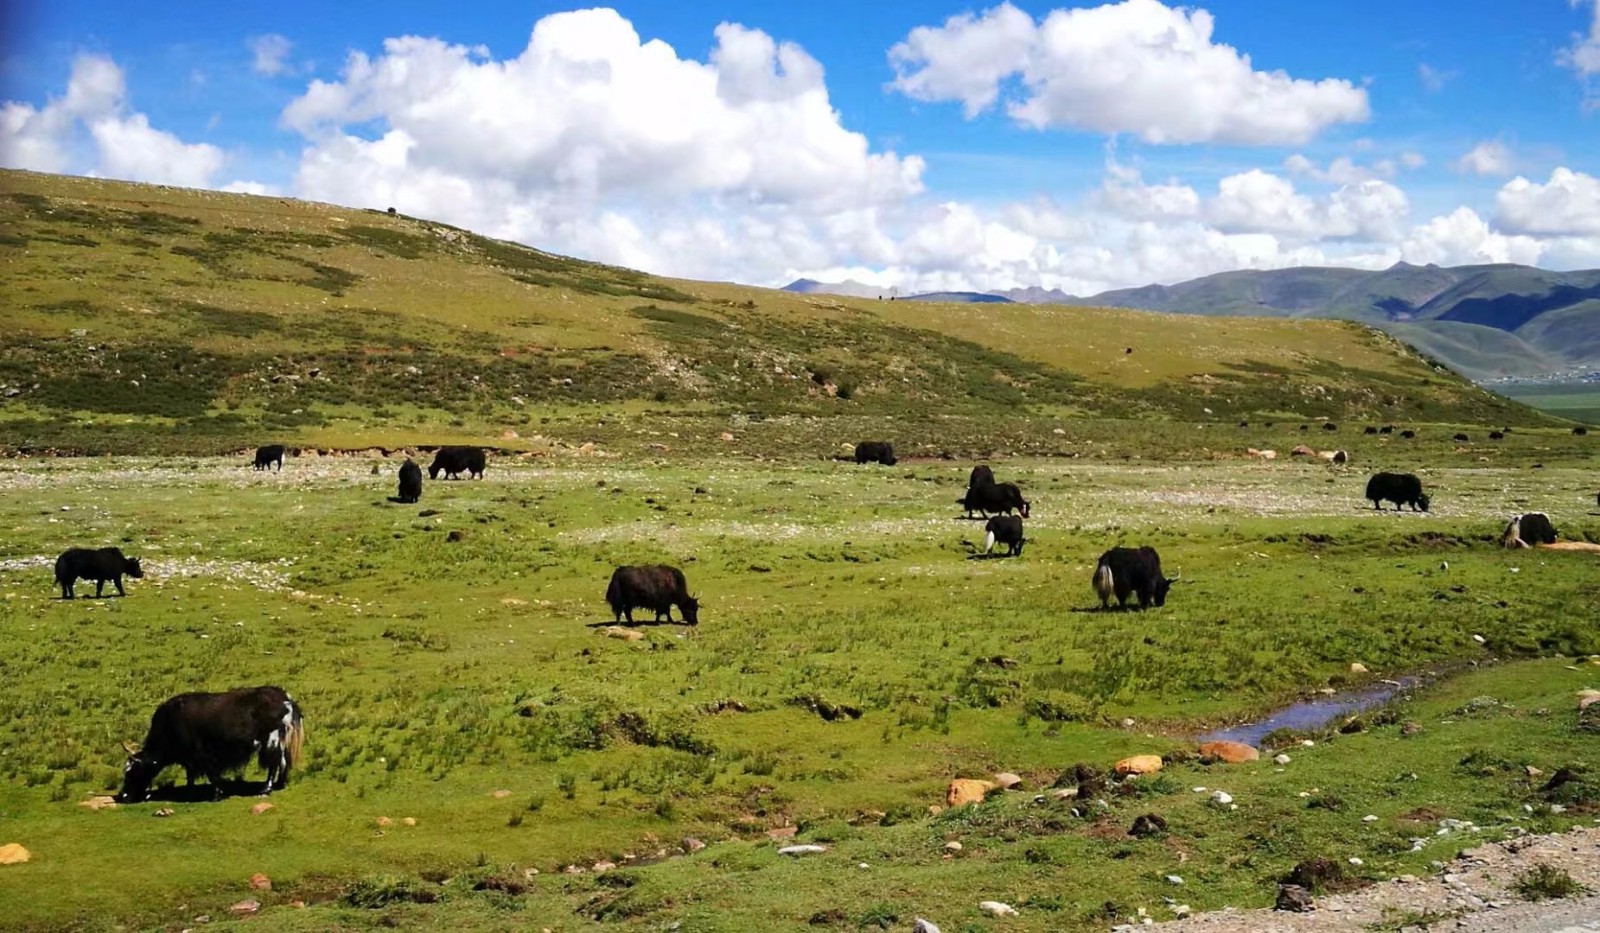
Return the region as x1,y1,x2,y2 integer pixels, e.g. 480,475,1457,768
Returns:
0,444,1597,931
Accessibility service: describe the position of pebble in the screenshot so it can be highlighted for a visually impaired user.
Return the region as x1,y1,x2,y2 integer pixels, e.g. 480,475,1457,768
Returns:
1362,814,1379,822
978,901,1018,918
913,920,941,933
1209,790,1233,807
777,845,827,856
1348,857,1363,866
1166,874,1184,885
944,841,963,852
1274,754,1291,765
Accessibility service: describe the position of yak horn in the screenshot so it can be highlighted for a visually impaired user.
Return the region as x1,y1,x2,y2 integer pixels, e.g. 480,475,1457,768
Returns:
121,741,138,755
1170,570,1182,581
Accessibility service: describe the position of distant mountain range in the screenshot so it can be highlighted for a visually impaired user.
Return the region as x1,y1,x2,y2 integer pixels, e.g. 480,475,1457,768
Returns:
783,263,1600,381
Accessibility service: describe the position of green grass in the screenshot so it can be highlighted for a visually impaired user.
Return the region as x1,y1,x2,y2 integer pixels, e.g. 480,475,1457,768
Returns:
0,453,1596,931
1499,383,1600,425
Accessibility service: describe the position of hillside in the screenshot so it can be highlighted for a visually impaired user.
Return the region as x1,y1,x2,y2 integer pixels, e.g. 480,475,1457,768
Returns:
0,169,1552,454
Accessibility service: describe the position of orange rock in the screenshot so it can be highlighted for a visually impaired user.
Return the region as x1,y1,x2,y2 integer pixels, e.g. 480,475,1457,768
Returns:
250,802,274,815
375,816,393,826
945,779,995,807
1198,741,1260,763
1114,755,1164,776
0,843,30,865
765,826,797,840
249,873,272,891
78,796,117,810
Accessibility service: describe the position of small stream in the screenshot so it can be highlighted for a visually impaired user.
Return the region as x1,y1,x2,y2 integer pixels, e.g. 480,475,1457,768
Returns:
1196,677,1419,747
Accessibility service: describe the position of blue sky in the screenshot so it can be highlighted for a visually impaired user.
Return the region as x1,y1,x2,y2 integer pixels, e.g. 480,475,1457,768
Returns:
4,1,1598,293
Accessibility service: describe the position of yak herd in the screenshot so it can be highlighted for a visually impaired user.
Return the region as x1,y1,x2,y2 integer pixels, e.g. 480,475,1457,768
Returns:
47,430,1589,804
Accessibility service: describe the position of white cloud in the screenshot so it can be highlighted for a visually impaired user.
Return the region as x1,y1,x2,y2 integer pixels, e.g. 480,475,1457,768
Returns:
1454,140,1512,176
1284,154,1387,184
1202,170,1408,241
1494,167,1600,236
1399,151,1426,169
1400,207,1543,266
0,53,224,188
248,34,295,77
1417,63,1457,93
1559,0,1600,78
219,180,282,196
1093,158,1200,220
889,0,1368,145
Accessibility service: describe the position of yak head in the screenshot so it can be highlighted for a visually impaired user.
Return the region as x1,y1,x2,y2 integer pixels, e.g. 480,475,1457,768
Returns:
680,596,700,626
1153,570,1181,607
1019,499,1031,519
1417,493,1431,512
124,557,144,579
113,741,162,803
427,463,442,480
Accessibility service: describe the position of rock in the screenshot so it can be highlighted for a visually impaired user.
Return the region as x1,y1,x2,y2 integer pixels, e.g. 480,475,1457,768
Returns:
1115,755,1164,776
978,901,1018,917
593,861,616,872
1526,765,1544,777
945,778,995,807
604,626,645,642
943,841,963,852
719,432,735,442
1347,857,1363,866
153,808,175,818
249,873,271,891
250,802,274,815
765,826,797,840
1362,814,1378,822
1209,790,1234,807
1051,788,1077,800
490,790,512,799
913,920,941,933
1400,721,1422,737
1349,662,1368,673
0,843,30,865
1198,741,1259,763
993,772,1022,790
1579,689,1600,710
1129,814,1168,837
1166,874,1184,885
445,530,466,542
683,837,706,853
375,816,393,826
1275,883,1314,912
1273,754,1291,765
229,899,260,915
402,817,417,826
78,796,117,810
777,844,827,856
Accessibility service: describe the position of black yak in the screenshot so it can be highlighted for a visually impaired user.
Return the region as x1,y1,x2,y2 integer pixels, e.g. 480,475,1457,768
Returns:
1501,512,1557,548
605,565,699,626
1365,472,1430,512
982,515,1024,556
960,481,1030,519
252,445,285,471
854,441,897,465
54,547,143,599
428,445,486,480
1091,547,1177,610
115,686,304,802
396,459,422,503
968,464,995,489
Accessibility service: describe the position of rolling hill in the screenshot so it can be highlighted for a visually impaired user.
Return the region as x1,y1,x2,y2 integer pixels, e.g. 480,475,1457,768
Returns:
0,169,1555,454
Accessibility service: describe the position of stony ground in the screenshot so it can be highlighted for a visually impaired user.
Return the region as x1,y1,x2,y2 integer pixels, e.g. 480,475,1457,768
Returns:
1147,825,1600,932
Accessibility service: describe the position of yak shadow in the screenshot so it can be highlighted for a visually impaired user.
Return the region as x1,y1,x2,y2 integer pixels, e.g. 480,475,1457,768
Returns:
584,617,685,629
54,593,125,601
385,496,421,504
134,777,273,803
964,551,1017,561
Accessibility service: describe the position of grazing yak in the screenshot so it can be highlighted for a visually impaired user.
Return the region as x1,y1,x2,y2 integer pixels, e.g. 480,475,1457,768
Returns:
982,515,1024,556
1365,472,1431,512
1453,433,1470,442
968,465,995,490
428,445,486,480
854,441,897,466
1501,512,1557,548
1488,431,1505,440
54,547,143,599
115,686,304,803
252,445,285,471
1091,546,1177,610
1400,429,1416,439
960,481,1030,519
1364,426,1379,435
605,565,700,626
1575,426,1589,436
396,459,423,503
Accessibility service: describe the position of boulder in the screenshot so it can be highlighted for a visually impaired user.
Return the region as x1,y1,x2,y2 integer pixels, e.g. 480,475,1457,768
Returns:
1275,883,1314,912
229,899,261,916
993,772,1022,790
1198,741,1259,763
1349,662,1368,674
945,779,995,807
1290,445,1317,457
0,843,30,865
249,873,272,891
1114,755,1164,776
605,626,645,642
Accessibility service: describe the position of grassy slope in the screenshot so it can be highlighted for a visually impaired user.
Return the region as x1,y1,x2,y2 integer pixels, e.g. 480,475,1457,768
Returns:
1384,321,1558,381
0,455,1596,930
0,169,1552,457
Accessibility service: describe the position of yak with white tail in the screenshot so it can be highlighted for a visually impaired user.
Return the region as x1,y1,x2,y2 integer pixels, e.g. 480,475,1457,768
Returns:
114,686,304,802
1091,546,1178,610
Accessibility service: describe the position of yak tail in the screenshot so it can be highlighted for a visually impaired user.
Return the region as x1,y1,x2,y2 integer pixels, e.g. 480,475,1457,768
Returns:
1092,562,1114,601
284,703,305,771
983,530,996,554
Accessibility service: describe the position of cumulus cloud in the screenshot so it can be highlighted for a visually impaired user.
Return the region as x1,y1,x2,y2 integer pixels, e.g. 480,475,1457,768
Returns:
248,34,295,77
1202,170,1408,241
1093,159,1200,220
1455,140,1512,176
0,53,225,187
889,0,1368,144
1401,207,1543,266
1494,167,1600,236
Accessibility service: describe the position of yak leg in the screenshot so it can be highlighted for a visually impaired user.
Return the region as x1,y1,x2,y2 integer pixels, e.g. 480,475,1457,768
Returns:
60,580,73,599
94,579,105,598
114,576,125,596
